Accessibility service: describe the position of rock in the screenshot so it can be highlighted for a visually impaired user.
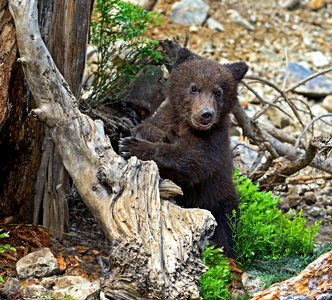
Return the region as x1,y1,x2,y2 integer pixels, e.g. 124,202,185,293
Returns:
21,284,47,298
322,95,332,113
227,9,255,30
242,272,264,297
230,138,259,170
287,195,302,208
304,191,316,205
40,276,58,289
189,25,198,33
127,0,157,11
309,206,322,218
310,0,325,10
283,62,332,98
299,183,320,195
124,66,167,116
278,197,290,213
278,0,299,9
3,277,20,292
50,276,100,300
326,206,332,216
265,106,289,129
252,250,332,299
232,289,246,299
305,51,330,68
170,0,210,26
206,18,225,31
16,248,60,279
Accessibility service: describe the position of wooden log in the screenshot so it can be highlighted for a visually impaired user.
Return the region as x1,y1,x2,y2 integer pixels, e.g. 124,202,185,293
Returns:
8,0,216,298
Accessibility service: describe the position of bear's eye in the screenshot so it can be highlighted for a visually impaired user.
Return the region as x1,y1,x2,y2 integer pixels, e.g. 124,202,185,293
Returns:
215,89,223,99
191,85,198,94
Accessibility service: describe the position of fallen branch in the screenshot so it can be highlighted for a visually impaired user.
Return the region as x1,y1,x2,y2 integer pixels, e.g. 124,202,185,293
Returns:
295,114,332,148
244,75,305,127
258,138,318,190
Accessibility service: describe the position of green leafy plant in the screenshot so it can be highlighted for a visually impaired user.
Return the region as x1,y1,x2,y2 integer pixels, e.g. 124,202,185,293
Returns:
0,229,16,282
86,0,162,106
199,243,233,300
231,168,320,265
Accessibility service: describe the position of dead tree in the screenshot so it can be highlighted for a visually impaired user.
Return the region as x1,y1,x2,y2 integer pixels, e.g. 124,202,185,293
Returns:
0,0,94,239
8,0,215,299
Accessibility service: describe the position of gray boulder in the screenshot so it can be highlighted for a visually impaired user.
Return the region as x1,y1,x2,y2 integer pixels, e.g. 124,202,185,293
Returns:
170,0,210,25
283,62,332,98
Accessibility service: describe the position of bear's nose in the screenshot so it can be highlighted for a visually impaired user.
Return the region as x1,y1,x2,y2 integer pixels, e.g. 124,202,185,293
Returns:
200,109,214,121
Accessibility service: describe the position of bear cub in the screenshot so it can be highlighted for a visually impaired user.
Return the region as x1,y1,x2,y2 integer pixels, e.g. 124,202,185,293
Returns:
119,47,249,258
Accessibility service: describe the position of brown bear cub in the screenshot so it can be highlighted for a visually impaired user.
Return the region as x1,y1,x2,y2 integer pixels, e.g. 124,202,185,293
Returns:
119,48,248,258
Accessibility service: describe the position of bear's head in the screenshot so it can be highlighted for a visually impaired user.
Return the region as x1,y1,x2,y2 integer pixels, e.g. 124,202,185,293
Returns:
168,48,248,131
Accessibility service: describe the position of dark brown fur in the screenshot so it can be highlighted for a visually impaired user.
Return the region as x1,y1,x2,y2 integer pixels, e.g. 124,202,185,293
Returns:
119,48,248,258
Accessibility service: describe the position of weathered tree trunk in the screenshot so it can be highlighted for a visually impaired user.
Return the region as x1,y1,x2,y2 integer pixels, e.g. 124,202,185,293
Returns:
8,0,215,298
32,0,94,239
0,0,93,238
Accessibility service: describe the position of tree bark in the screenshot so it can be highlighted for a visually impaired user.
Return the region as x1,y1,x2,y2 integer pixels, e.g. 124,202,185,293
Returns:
32,0,94,239
0,0,93,237
0,0,43,221
8,0,215,298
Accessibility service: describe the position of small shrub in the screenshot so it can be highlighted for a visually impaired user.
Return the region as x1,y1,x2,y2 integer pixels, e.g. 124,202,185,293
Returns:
231,168,320,264
199,243,232,300
86,0,162,106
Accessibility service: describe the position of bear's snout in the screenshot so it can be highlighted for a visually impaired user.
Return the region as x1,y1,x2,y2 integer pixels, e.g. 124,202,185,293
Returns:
192,107,216,129
200,109,214,122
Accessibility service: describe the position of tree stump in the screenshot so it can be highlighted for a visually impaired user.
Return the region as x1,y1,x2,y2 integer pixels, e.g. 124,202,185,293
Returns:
8,0,216,298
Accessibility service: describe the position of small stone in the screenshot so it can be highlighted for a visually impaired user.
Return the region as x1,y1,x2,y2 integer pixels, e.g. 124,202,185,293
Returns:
50,276,100,300
227,9,255,31
127,0,156,11
21,284,47,298
232,289,246,299
16,248,60,279
322,95,332,113
326,206,332,216
265,106,289,129
240,99,248,109
310,0,325,10
170,0,210,26
288,195,302,208
206,18,225,31
304,192,316,205
242,272,264,296
4,277,20,292
309,206,322,218
189,25,198,33
305,51,330,68
278,0,299,9
278,197,290,213
40,276,57,289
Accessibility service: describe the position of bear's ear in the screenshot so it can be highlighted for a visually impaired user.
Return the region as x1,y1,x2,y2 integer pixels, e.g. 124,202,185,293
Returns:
225,62,249,82
172,47,205,69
